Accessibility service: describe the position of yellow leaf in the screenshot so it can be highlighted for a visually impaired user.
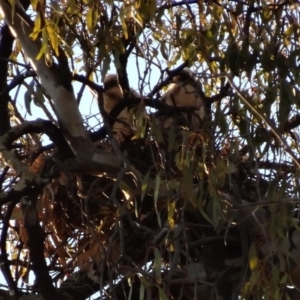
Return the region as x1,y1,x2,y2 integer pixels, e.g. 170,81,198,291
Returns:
120,6,128,40
30,0,38,11
36,28,48,60
68,0,76,13
167,200,175,228
8,0,15,23
249,245,258,271
30,13,41,41
11,251,18,260
141,170,150,202
47,22,59,56
284,25,294,37
133,13,143,28
249,256,258,270
86,8,94,32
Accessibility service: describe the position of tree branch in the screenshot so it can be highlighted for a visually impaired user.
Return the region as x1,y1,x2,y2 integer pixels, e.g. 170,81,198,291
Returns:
21,192,63,300
0,199,19,299
0,24,15,136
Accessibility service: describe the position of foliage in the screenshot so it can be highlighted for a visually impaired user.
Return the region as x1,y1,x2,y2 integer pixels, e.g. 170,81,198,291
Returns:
1,0,300,299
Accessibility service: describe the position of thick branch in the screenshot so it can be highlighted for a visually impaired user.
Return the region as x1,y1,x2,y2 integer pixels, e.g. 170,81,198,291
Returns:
0,24,14,136
148,61,189,97
0,3,88,143
0,2,123,173
0,120,71,205
21,192,65,300
0,200,19,298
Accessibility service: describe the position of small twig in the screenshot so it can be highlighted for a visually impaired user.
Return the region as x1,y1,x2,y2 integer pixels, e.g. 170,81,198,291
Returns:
148,61,189,97
0,57,31,69
0,166,9,189
234,197,300,210
0,70,36,96
158,0,198,10
204,73,300,170
104,222,119,296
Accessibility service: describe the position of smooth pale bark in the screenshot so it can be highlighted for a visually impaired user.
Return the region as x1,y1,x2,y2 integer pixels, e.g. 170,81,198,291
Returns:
0,2,84,138
0,1,121,171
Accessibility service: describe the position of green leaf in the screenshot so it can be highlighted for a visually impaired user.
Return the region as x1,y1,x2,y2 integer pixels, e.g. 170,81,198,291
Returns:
262,87,277,116
219,116,228,134
158,286,168,300
167,127,176,152
33,84,45,107
127,277,133,300
279,81,292,129
244,53,257,79
175,151,183,171
24,80,35,115
154,248,162,284
154,175,162,227
225,43,240,76
182,166,197,207
101,55,111,80
151,119,164,143
138,275,151,287
139,282,145,300
160,42,169,61
141,170,150,202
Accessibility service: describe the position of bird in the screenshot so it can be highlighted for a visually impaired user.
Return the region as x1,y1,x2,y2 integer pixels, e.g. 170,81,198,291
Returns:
161,69,205,130
103,74,140,142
